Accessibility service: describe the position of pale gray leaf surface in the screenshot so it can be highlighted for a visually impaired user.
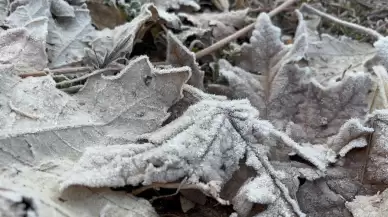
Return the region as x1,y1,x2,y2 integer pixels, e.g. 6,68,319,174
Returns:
50,0,75,17
306,34,376,85
6,0,50,28
150,0,200,11
0,27,48,72
235,12,307,73
61,99,259,188
0,0,9,25
0,56,190,166
295,73,372,144
211,11,309,129
363,109,388,184
47,4,96,67
346,188,388,217
369,66,388,111
327,118,374,154
0,163,158,217
85,4,153,68
75,56,191,138
178,9,249,40
232,158,303,217
0,64,20,130
209,59,310,131
166,31,204,89
0,55,189,216
370,37,388,69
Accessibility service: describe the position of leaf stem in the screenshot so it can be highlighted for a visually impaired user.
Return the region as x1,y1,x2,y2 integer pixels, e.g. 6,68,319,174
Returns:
300,3,383,39
19,67,92,78
195,0,299,59
55,67,122,87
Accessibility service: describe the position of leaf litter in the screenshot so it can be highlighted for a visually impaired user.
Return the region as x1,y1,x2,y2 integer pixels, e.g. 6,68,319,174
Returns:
1,0,388,216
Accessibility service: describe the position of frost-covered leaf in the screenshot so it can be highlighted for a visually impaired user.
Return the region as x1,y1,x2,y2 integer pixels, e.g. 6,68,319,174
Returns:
306,34,376,85
220,11,309,128
370,36,388,70
0,55,190,158
369,65,388,112
47,4,96,67
0,27,47,72
85,4,154,68
363,109,388,184
0,54,190,216
6,0,50,28
208,12,373,144
178,8,249,40
346,188,388,217
61,97,337,216
0,0,9,25
150,0,200,11
210,59,372,144
235,11,307,73
0,56,190,163
166,31,204,89
327,118,373,156
0,164,158,217
75,56,191,138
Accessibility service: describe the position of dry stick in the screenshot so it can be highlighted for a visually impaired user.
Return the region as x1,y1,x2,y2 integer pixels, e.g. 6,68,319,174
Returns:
19,66,92,78
55,67,122,87
300,3,383,39
132,182,197,196
195,0,299,59
149,178,188,203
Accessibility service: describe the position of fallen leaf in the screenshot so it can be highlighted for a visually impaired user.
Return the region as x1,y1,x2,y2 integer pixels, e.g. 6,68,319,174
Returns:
61,97,337,216
0,53,190,216
208,11,373,145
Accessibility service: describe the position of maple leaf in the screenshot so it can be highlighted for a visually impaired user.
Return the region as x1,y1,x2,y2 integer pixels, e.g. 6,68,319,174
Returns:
61,94,344,216
208,11,373,145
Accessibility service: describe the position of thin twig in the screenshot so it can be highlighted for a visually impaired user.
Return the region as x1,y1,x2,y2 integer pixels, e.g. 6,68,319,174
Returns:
19,66,92,78
300,3,383,39
132,182,195,196
248,6,295,13
149,178,188,203
195,0,299,59
55,67,122,87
